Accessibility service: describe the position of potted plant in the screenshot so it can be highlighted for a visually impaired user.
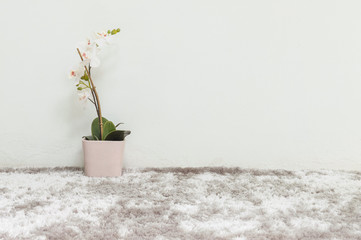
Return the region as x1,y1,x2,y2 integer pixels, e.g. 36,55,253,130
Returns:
69,28,131,177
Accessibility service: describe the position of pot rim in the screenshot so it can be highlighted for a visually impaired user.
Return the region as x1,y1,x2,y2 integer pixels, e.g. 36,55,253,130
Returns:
82,137,125,143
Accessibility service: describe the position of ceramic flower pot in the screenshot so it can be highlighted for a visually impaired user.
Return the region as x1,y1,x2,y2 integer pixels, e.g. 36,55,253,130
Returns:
82,138,125,177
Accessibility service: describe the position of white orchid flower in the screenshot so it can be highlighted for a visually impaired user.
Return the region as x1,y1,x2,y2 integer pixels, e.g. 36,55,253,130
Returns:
88,47,101,68
79,59,91,68
77,29,119,69
69,65,84,82
78,40,101,68
77,88,92,103
93,31,116,48
78,38,94,51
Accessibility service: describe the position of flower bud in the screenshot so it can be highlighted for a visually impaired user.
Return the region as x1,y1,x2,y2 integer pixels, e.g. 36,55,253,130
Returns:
81,72,89,80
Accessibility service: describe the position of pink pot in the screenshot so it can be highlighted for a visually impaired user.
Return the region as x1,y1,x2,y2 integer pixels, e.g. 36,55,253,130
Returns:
82,138,125,177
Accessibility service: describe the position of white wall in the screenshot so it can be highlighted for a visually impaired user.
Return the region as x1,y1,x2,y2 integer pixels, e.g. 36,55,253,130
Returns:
1,0,361,170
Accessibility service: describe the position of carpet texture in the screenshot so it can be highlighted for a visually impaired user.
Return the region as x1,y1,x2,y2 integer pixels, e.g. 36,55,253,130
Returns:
0,167,361,240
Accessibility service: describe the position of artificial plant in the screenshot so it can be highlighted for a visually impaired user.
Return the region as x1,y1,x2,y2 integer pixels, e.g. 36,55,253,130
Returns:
70,28,131,141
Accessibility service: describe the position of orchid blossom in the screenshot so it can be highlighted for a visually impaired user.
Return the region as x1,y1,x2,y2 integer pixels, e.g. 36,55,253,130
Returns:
70,28,121,139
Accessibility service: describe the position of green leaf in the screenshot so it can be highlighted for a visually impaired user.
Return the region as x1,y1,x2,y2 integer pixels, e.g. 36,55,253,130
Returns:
102,121,116,140
91,117,108,140
104,130,131,141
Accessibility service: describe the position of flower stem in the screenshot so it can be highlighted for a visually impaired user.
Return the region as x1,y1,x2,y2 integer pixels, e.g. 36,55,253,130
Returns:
77,48,103,140
88,66,99,116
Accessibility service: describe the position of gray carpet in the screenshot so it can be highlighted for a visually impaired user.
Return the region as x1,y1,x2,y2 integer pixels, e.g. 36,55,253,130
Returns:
0,167,361,240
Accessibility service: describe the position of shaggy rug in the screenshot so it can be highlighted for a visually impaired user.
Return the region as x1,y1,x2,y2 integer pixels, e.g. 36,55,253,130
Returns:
0,168,360,240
